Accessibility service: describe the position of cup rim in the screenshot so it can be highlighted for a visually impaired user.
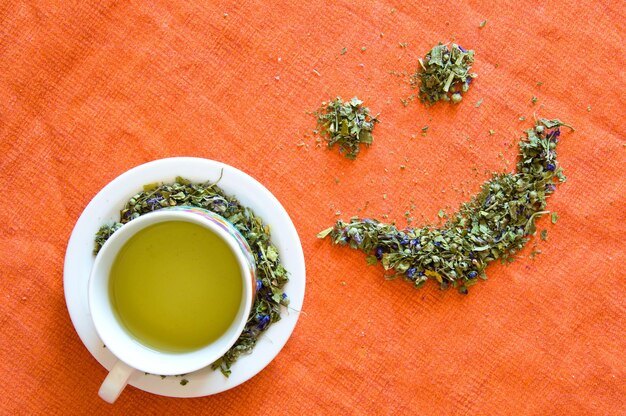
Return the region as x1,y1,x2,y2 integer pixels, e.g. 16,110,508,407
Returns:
88,209,254,376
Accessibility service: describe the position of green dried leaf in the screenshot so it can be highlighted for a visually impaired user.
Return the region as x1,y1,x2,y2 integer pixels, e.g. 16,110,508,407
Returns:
266,245,279,262
94,223,123,254
551,212,558,224
317,227,334,239
143,182,159,191
429,44,444,66
540,118,575,131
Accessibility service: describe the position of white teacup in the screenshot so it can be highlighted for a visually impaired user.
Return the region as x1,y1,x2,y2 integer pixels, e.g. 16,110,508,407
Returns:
89,206,256,403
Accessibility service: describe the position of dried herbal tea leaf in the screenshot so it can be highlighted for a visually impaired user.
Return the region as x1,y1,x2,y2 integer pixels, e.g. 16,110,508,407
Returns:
551,212,558,224
319,119,573,294
93,176,289,376
315,97,380,160
94,223,123,254
411,43,477,105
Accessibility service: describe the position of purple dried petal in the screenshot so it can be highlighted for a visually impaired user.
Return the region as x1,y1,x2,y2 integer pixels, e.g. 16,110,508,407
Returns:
256,314,270,330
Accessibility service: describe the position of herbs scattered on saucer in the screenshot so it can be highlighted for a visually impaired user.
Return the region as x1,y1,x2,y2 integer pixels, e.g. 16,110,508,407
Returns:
94,176,289,377
411,43,477,105
315,97,379,160
319,119,573,294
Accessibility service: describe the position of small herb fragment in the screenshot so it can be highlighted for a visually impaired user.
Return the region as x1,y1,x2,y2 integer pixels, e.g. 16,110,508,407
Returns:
340,47,347,55
94,223,123,255
479,20,487,28
315,97,379,160
411,43,477,105
475,98,483,108
531,96,538,105
551,212,558,224
319,119,572,293
94,176,290,377
540,229,548,241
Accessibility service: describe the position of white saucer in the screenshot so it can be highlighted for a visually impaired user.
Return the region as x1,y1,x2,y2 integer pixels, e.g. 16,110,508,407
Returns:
64,157,306,397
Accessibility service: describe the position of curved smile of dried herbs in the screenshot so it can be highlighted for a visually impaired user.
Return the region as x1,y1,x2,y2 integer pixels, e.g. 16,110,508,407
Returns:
319,119,573,294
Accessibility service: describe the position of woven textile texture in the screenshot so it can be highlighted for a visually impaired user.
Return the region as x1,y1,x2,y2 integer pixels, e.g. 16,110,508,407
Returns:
0,1,624,414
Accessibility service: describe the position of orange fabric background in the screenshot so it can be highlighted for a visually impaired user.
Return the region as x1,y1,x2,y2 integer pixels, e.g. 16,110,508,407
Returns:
1,0,624,414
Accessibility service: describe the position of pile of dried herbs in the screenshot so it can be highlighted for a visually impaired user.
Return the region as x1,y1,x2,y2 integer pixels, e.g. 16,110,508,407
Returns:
94,176,289,377
318,119,573,294
412,43,477,104
315,97,379,160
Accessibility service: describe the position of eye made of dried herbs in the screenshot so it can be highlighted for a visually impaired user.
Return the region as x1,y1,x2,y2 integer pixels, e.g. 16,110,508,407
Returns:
411,43,477,105
315,97,380,160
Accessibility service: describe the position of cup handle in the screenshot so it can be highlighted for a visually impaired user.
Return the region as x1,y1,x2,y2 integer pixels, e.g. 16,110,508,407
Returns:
98,360,136,403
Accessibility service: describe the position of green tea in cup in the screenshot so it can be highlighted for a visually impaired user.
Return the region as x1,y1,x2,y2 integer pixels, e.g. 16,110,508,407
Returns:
109,220,243,352
89,207,256,403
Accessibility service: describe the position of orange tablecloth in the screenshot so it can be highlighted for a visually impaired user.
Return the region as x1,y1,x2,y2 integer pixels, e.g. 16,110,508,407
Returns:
1,1,624,414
